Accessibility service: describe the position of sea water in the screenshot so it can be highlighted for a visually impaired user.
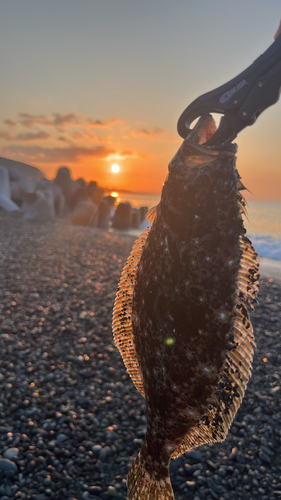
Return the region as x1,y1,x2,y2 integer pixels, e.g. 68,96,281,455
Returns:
116,192,281,263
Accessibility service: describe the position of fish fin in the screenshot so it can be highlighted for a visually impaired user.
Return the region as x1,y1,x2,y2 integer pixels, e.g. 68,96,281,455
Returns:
172,234,259,457
147,204,159,223
112,226,153,397
238,235,260,308
128,452,174,500
238,192,249,221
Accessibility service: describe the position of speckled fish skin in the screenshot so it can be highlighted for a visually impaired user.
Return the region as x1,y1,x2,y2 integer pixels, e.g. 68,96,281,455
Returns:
112,115,259,500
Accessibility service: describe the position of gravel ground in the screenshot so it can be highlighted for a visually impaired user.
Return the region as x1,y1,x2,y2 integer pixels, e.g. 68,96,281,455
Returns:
0,212,280,500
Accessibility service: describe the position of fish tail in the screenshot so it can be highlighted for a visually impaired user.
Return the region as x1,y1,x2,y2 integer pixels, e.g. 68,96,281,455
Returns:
127,451,174,500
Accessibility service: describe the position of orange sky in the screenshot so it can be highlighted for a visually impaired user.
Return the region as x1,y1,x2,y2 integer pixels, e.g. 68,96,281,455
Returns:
0,110,281,201
1,2,281,202
1,110,281,202
0,112,180,195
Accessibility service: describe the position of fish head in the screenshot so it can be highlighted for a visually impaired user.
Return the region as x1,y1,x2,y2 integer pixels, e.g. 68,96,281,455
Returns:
168,114,236,174
161,114,238,236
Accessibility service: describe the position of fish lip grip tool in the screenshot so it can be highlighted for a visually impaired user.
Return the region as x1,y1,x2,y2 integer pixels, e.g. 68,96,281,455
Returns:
177,33,281,146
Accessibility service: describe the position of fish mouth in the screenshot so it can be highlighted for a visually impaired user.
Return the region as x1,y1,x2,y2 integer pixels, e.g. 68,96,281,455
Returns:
187,114,217,146
180,113,236,165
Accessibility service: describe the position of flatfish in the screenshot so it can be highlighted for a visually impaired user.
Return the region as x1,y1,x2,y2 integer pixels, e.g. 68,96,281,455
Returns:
112,115,259,500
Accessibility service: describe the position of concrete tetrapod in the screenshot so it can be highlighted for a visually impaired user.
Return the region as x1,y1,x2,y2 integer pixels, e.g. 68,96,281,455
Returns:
0,165,20,211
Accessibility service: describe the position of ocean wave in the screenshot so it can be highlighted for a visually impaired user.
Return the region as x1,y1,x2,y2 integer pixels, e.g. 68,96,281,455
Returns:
128,229,281,262
249,235,281,261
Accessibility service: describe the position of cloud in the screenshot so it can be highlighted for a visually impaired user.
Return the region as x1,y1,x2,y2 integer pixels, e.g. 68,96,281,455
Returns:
3,119,17,127
3,145,116,163
106,150,145,161
0,130,50,142
16,131,50,141
0,131,14,140
88,118,123,128
0,113,150,166
16,113,123,132
132,127,164,139
18,112,79,129
0,113,119,147
68,130,109,144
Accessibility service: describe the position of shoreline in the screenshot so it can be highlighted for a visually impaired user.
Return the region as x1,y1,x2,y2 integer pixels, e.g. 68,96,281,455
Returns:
260,257,281,284
110,225,281,284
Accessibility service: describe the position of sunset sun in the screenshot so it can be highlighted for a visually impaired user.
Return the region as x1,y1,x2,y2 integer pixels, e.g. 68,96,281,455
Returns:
111,164,120,173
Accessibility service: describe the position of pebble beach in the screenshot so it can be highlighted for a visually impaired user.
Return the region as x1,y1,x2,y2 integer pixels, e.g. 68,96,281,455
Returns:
0,212,280,500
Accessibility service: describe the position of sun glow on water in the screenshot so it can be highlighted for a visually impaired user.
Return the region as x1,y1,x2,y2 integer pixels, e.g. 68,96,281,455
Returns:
110,191,121,203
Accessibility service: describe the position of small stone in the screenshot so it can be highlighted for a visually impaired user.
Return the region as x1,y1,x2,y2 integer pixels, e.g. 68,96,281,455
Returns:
243,413,256,423
100,494,111,500
60,405,70,413
200,477,209,486
261,445,275,457
209,490,219,500
26,459,36,473
206,459,217,470
207,478,220,492
185,481,196,491
3,447,19,460
82,440,94,449
99,446,112,462
57,433,68,442
252,435,260,443
91,444,102,457
217,466,227,477
15,492,27,500
253,406,262,414
184,464,198,476
229,447,238,460
0,426,10,434
259,450,271,465
185,450,203,462
108,486,118,496
0,458,18,475
88,486,102,494
236,451,245,464
270,386,280,394
106,430,119,442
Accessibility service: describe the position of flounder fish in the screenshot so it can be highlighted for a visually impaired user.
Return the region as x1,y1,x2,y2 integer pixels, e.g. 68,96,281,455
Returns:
112,115,259,500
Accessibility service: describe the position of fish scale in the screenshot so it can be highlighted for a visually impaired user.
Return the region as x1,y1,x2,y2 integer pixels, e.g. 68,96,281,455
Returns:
112,115,259,500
